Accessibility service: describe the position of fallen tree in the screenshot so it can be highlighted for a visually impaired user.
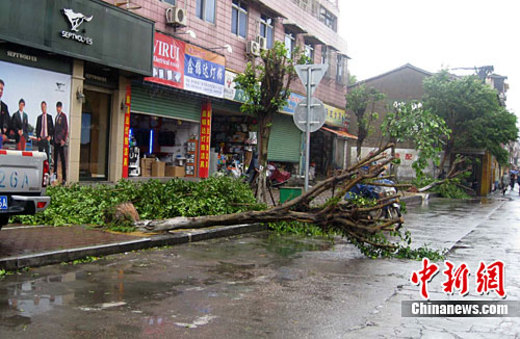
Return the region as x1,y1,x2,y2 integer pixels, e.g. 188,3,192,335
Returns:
136,144,408,253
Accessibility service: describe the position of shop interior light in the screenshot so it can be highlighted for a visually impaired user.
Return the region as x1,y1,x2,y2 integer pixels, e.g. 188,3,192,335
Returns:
149,129,154,154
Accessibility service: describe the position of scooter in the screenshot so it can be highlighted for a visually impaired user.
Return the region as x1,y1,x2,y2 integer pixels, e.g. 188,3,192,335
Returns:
267,163,291,186
345,179,402,227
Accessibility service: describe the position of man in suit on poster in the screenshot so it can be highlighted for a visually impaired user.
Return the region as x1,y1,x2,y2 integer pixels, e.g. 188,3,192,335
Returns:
36,101,54,163
11,98,29,151
0,79,10,148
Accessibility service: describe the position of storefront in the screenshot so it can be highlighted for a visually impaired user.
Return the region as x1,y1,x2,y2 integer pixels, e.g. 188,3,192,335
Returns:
309,104,354,178
127,32,226,179
0,0,154,183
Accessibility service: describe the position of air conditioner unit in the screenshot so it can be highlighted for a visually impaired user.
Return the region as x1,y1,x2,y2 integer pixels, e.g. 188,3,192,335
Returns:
246,40,261,57
166,6,187,27
256,35,267,50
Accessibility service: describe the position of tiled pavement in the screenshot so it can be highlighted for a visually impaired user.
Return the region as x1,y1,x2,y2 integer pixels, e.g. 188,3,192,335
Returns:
0,226,139,258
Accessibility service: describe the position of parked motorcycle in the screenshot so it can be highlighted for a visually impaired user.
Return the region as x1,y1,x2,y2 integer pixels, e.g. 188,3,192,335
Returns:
267,163,291,186
345,178,402,227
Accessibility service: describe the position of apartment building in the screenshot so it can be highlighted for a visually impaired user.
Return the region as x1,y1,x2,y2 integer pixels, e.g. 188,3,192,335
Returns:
0,0,349,182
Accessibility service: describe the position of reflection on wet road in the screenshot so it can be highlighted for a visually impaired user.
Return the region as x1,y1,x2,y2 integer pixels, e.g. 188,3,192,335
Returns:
0,197,517,338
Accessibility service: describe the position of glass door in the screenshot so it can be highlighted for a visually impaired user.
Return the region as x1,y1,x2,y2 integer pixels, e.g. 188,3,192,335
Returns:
80,90,110,180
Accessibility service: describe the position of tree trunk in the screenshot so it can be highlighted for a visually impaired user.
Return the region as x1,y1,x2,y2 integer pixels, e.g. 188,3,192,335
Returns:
256,111,273,204
136,144,404,252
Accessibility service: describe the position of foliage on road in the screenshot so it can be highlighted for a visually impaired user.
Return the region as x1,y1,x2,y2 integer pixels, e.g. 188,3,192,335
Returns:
10,177,265,228
423,71,518,167
412,176,471,199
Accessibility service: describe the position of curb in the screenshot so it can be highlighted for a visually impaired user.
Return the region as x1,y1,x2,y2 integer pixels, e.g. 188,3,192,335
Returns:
0,223,268,270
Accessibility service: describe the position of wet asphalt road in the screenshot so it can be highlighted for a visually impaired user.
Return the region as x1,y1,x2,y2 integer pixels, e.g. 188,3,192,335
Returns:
0,193,519,338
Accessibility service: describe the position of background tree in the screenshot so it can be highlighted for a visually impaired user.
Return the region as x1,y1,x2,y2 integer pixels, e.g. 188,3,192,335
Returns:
234,42,306,203
346,84,385,159
381,101,451,179
423,71,518,170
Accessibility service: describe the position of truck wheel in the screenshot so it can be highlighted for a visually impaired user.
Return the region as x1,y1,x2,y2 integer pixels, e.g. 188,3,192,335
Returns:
0,215,8,230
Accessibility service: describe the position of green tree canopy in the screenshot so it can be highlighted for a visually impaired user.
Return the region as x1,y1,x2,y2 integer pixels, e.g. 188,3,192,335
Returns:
423,70,518,166
382,101,451,179
346,84,385,159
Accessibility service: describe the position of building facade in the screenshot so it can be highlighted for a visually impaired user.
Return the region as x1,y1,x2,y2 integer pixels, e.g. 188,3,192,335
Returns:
107,0,350,180
1,0,349,183
347,64,433,179
0,0,154,183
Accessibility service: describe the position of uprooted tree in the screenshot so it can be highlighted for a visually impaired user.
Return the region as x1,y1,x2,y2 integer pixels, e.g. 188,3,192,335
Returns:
136,144,412,256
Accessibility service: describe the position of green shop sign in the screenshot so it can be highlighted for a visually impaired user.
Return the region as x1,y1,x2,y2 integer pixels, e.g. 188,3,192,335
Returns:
0,0,154,75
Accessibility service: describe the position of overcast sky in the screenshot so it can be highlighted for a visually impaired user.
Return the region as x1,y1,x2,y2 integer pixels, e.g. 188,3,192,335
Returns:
338,0,520,118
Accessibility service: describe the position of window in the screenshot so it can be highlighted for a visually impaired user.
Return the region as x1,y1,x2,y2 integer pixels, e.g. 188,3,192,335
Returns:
231,0,248,38
336,54,344,83
160,0,176,5
196,0,215,24
304,44,314,63
321,45,328,64
259,14,274,49
319,6,337,32
284,33,295,58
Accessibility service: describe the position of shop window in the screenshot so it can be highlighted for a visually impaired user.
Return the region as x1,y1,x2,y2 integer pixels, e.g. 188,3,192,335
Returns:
231,0,248,38
319,6,337,32
160,0,176,5
304,44,314,63
284,32,295,58
336,54,344,83
196,0,216,24
321,45,328,65
259,14,274,49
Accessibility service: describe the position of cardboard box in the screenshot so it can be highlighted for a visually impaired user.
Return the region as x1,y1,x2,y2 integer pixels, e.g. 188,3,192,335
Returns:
140,158,154,177
151,161,166,177
166,165,185,177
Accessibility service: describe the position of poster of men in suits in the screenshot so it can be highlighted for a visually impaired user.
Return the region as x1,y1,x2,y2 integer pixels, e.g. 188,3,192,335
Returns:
0,60,71,181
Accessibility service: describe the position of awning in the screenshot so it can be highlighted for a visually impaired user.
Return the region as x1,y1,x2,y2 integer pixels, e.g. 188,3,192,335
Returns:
283,21,307,34
321,126,358,140
303,34,326,45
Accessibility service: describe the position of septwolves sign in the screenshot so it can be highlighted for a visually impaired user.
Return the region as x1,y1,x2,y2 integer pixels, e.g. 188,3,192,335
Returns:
61,8,94,45
0,0,154,76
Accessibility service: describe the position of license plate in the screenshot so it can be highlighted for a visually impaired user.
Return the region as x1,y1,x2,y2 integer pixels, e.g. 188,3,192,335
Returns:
0,196,7,210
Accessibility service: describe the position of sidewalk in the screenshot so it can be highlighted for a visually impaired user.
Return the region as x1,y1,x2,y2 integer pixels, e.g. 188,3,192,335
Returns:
0,223,267,271
0,191,430,271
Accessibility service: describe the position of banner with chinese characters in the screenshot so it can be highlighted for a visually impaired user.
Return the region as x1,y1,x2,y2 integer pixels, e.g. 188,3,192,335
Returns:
122,85,132,178
144,32,186,89
184,44,225,98
198,102,212,178
324,104,347,127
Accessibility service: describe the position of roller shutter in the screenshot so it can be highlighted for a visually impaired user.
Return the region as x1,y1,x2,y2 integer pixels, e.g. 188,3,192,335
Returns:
268,114,302,163
131,85,200,122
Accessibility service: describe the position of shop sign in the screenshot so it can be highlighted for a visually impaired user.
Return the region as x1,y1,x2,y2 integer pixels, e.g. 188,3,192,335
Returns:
324,104,347,127
224,70,248,103
184,44,225,98
199,102,212,178
60,8,94,45
0,0,154,76
281,92,305,114
145,32,185,89
122,85,132,178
